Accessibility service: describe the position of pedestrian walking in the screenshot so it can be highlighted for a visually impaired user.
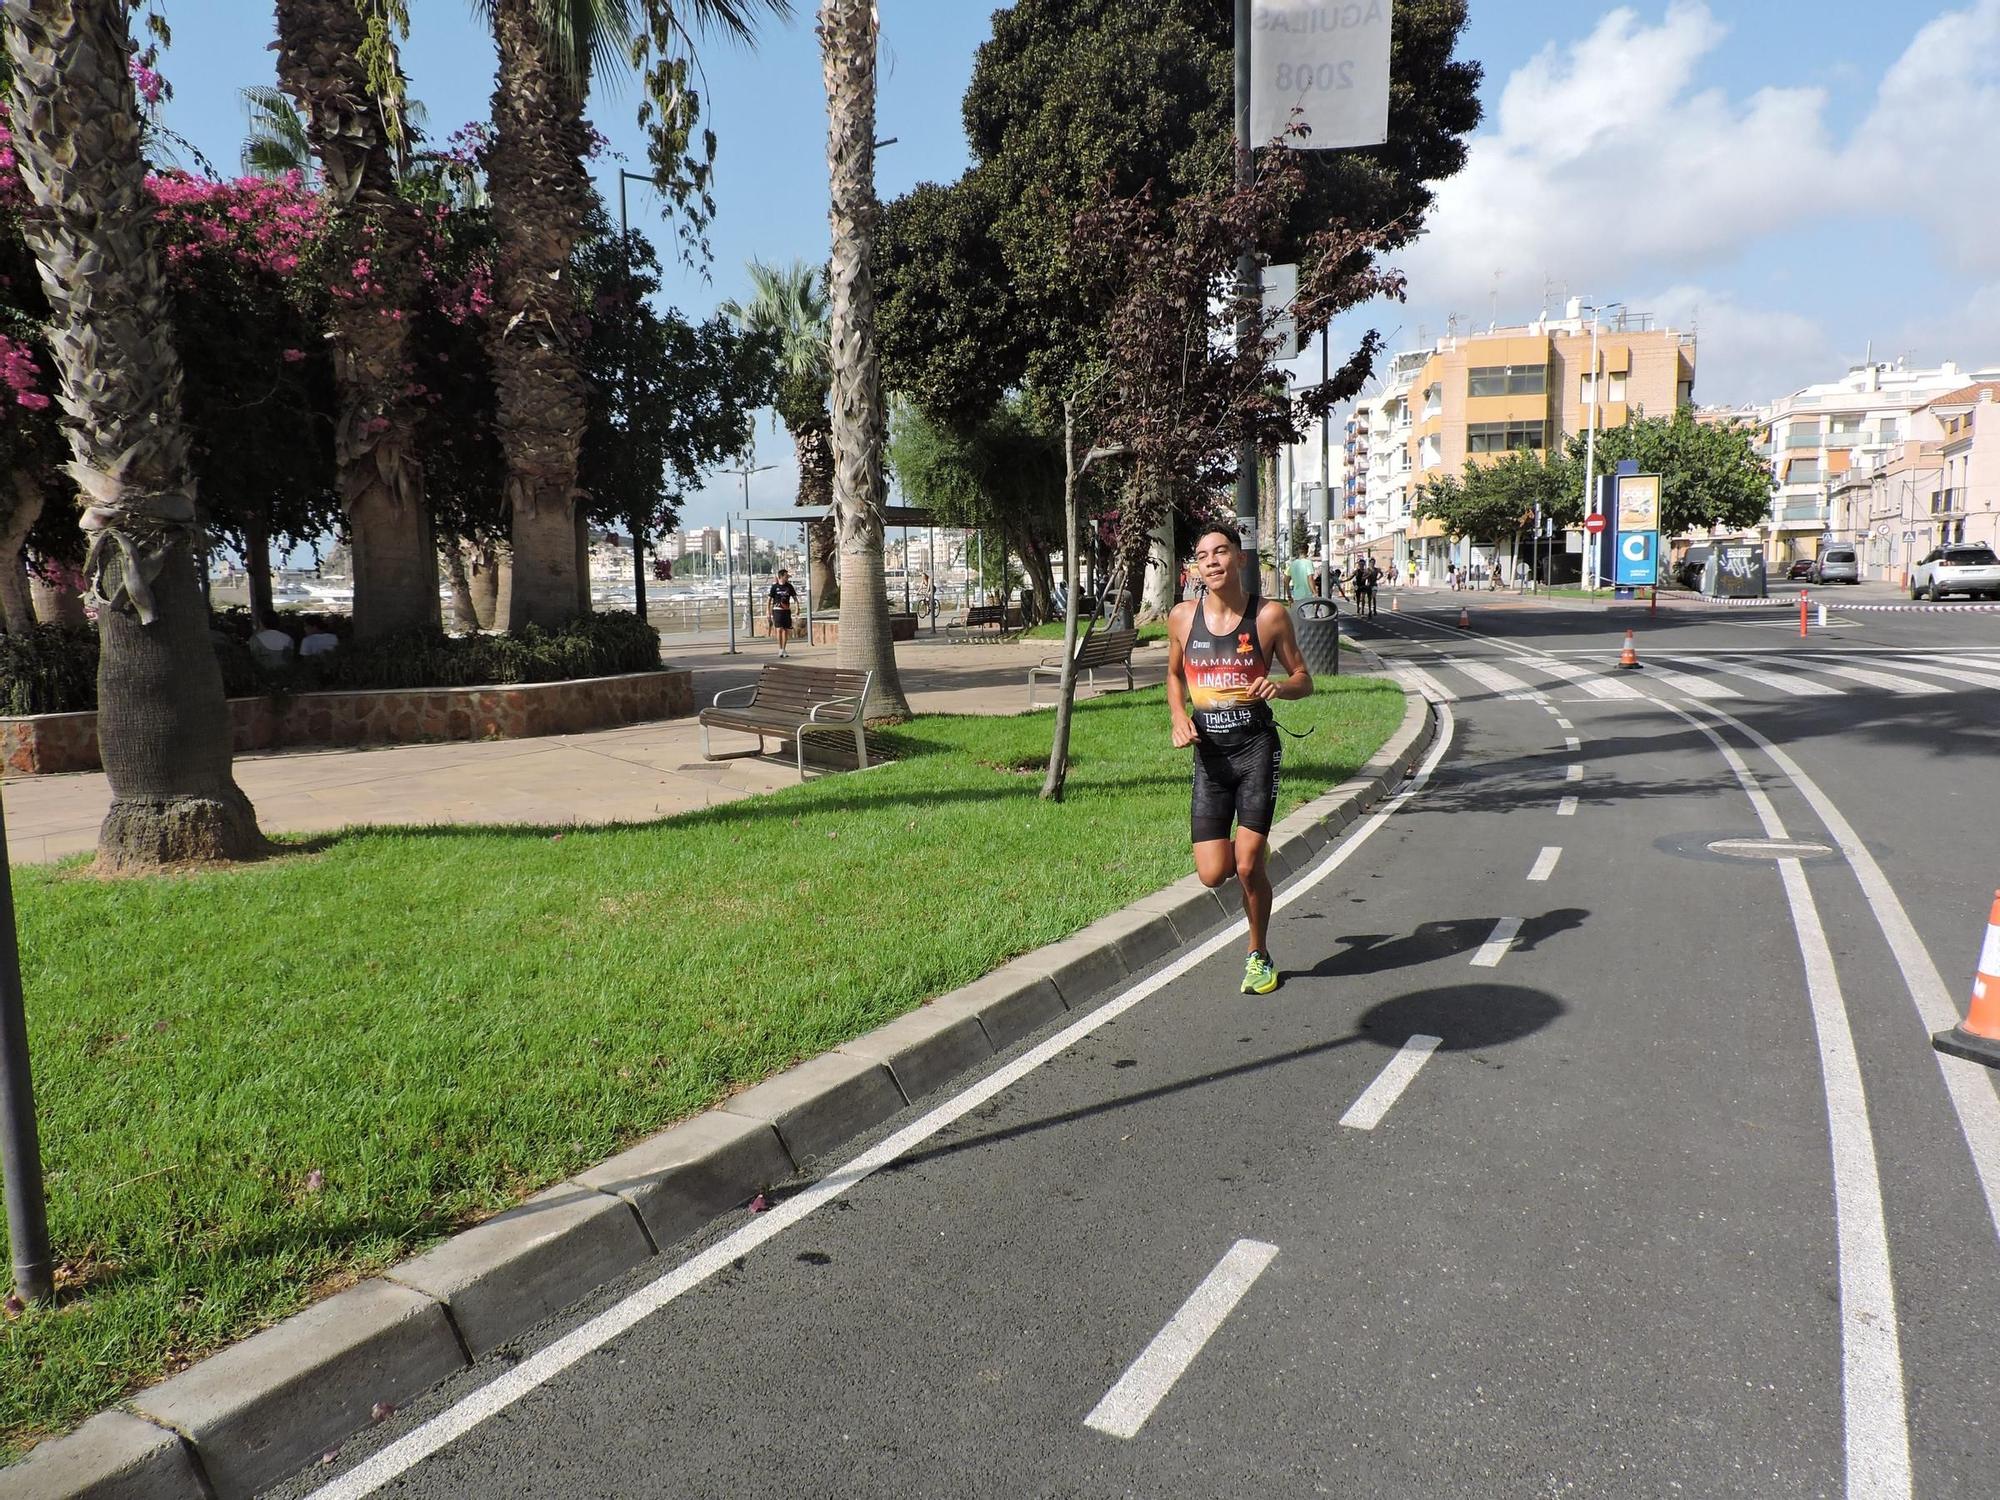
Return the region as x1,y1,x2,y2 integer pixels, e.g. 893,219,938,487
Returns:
767,569,798,658
1327,562,1347,601
1166,523,1313,995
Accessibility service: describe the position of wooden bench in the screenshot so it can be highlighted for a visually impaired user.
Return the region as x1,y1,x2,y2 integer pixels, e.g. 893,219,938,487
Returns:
698,664,874,775
1026,627,1138,708
961,603,1015,632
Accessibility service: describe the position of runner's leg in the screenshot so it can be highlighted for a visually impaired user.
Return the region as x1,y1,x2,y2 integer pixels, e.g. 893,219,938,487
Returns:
1234,829,1271,953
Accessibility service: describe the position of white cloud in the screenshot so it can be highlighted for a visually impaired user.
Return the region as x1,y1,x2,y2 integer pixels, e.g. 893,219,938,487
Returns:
1392,1,2000,400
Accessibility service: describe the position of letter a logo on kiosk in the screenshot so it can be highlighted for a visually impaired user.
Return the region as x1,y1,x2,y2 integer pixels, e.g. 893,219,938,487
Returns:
1250,1,1394,149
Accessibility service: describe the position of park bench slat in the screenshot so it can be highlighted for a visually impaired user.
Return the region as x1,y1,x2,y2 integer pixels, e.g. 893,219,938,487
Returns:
697,663,874,774
1025,626,1139,708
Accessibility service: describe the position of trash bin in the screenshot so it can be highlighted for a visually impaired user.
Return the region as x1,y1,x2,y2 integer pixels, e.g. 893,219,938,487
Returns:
1292,597,1340,676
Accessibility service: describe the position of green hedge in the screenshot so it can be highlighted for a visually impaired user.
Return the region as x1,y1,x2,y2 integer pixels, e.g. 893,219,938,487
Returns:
1,612,662,716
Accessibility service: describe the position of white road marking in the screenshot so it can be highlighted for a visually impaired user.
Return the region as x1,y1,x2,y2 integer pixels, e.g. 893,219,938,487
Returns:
1751,655,1944,696
1555,717,1575,729
1084,1239,1280,1439
1779,856,1913,1500
1565,763,1583,782
1394,665,1456,703
1530,656,1647,700
1660,654,1841,698
1470,917,1522,968
1889,654,2000,690
1338,1035,1444,1130
1444,657,1537,697
1527,846,1562,882
1556,795,1578,816
1564,736,1581,751
1635,663,1743,700
301,699,1463,1500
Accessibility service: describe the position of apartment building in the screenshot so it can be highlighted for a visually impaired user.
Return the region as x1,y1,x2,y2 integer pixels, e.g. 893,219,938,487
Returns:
1396,302,1695,578
1757,360,2000,567
1827,380,2000,580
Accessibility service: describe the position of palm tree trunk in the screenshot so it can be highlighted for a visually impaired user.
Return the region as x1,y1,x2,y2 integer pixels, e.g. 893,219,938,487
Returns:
441,539,479,633
4,0,263,868
0,471,44,633
28,559,85,627
793,416,839,607
487,0,591,629
274,0,437,640
470,540,502,629
819,0,910,718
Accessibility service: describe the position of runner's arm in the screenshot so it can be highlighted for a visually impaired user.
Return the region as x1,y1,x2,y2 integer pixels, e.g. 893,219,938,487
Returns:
1248,600,1312,702
1165,603,1198,747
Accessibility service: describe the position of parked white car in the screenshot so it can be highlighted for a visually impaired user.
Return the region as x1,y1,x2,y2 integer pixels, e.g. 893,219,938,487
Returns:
1911,543,2000,601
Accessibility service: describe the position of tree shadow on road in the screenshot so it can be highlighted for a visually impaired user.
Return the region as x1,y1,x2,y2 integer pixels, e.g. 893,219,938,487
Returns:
1302,908,1589,977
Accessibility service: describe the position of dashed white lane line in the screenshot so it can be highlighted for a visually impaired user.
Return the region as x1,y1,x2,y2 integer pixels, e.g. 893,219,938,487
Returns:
1470,917,1523,968
1339,1035,1444,1130
1084,1239,1281,1439
1557,796,1579,816
1555,716,1574,729
1564,736,1581,751
1565,763,1584,782
1527,846,1562,882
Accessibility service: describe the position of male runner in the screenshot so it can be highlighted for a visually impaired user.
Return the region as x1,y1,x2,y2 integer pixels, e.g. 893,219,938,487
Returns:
1166,523,1313,994
767,569,798,658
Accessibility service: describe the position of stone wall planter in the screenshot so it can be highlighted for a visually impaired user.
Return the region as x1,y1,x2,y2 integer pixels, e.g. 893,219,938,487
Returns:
1,669,692,777
808,611,918,647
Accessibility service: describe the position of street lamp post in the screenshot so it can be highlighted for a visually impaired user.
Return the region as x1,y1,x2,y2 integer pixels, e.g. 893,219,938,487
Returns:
1232,0,1261,589
723,461,775,647
614,169,655,618
0,786,52,1307
1577,301,1624,591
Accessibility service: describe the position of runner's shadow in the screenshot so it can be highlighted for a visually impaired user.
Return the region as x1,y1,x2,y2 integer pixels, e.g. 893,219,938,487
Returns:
1357,982,1565,1051
1305,908,1589,977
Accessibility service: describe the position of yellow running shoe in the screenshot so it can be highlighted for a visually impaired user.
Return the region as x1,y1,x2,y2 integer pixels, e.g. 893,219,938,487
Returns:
1241,950,1279,994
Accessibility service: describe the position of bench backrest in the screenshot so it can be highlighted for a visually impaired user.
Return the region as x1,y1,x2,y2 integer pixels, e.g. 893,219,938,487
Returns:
751,664,873,716
966,604,1006,625
1071,627,1137,667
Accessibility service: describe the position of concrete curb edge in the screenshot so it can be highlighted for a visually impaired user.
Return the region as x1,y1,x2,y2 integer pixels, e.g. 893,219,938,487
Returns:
6,674,1435,1500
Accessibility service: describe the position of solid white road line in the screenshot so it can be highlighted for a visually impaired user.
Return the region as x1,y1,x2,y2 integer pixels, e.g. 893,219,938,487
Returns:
1565,763,1584,782
1338,1035,1444,1130
1470,917,1522,968
301,705,1462,1500
1777,856,1913,1500
1085,1239,1281,1440
1661,654,1840,698
1556,795,1578,816
1527,846,1562,882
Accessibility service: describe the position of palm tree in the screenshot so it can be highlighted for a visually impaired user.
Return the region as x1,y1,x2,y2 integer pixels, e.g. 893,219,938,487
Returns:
721,258,838,606
818,0,909,716
239,85,312,180
272,0,440,640
2,0,264,868
477,0,790,627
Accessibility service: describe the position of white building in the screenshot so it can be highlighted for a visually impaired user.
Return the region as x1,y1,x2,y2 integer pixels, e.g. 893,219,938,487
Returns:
1760,360,2000,565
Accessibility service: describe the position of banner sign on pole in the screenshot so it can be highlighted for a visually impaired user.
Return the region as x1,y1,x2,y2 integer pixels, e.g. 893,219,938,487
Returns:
1263,261,1300,359
1250,1,1394,149
1614,472,1661,587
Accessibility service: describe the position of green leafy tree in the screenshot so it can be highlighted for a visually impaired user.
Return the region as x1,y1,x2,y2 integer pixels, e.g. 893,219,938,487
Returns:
878,0,1481,424
1578,405,1775,536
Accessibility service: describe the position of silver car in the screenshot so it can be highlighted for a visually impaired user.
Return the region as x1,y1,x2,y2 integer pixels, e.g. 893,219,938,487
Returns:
1912,544,2000,601
1813,545,1859,584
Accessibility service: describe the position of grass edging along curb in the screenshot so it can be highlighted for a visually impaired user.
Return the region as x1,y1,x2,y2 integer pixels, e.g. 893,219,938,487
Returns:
8,681,1434,1500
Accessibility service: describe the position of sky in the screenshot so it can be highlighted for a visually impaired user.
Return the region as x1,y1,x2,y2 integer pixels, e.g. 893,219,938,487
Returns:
150,1,2000,539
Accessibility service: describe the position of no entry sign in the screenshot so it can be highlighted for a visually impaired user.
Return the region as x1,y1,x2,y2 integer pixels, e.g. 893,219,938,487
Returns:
1583,513,1607,534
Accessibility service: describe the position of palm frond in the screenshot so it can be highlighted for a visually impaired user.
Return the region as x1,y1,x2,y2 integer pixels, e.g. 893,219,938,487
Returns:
240,84,313,179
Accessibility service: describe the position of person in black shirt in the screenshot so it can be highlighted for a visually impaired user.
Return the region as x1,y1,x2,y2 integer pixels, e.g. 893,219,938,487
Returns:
767,569,799,658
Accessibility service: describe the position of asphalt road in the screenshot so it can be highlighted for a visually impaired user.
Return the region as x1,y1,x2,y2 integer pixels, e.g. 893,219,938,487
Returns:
274,596,2000,1500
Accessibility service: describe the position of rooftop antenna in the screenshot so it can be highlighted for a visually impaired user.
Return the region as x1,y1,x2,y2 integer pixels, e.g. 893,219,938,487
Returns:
1489,270,1501,330
1541,275,1553,321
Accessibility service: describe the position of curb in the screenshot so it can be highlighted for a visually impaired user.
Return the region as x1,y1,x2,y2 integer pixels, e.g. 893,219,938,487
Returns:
5,683,1436,1500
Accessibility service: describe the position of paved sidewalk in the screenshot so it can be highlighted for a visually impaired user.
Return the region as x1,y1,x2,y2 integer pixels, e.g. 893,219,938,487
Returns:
2,632,1169,866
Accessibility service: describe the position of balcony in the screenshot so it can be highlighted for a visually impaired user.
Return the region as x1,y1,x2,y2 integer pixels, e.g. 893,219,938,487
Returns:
1784,431,1822,449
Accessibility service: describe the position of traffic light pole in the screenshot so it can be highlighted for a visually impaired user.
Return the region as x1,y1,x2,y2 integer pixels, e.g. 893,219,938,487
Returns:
1233,0,1261,588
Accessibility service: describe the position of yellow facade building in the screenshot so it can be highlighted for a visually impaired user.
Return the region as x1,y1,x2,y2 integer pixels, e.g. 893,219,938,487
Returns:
1394,304,1696,578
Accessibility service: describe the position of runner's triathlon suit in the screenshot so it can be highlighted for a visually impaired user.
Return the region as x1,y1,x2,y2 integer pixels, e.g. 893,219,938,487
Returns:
1183,594,1280,844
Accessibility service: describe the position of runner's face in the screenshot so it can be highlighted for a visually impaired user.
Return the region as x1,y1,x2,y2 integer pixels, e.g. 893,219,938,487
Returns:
1194,534,1237,589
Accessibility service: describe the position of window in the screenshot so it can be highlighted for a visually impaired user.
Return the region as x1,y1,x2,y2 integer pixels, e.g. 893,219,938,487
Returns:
1421,383,1443,417
1419,434,1443,469
1467,420,1546,453
1469,364,1546,397
1578,372,1626,404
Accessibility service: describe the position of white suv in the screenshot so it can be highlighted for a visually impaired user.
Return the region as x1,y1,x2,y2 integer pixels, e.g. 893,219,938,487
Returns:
1912,544,2000,601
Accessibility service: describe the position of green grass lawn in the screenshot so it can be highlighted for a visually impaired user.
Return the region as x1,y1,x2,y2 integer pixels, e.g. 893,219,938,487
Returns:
1018,619,1171,644
0,677,1404,1457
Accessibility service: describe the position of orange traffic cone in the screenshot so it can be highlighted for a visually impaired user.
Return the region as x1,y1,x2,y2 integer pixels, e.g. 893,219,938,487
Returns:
1457,606,1470,629
1617,629,1640,669
1390,595,1400,613
1934,891,2000,1069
